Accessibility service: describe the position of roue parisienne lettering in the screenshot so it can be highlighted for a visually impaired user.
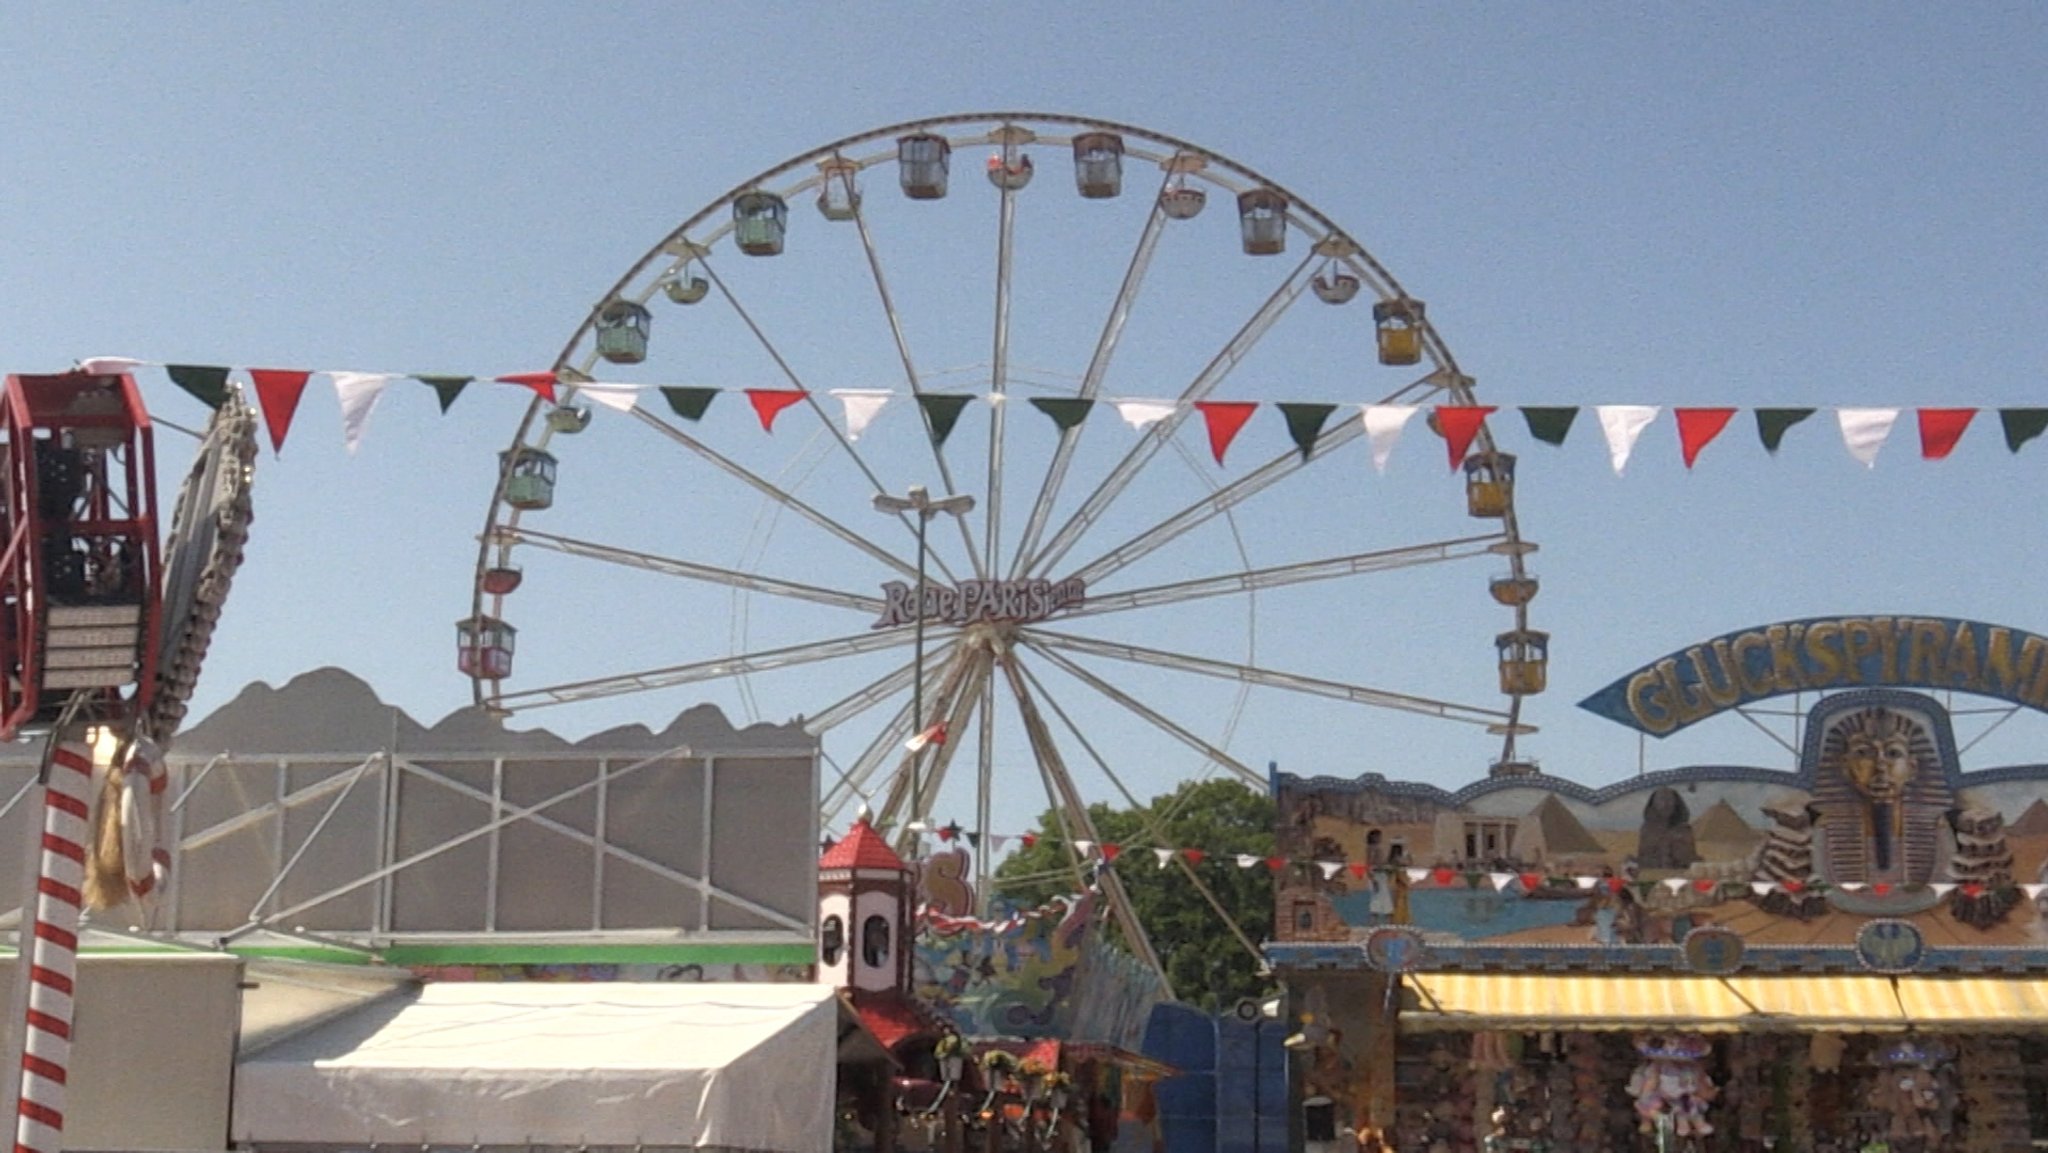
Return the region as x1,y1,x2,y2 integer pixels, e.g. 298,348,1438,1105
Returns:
871,578,1087,629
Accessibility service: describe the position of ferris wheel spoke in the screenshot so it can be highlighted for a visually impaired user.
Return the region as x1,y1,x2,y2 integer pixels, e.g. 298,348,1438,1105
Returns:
1023,626,1510,726
1064,534,1505,619
698,258,970,587
997,653,1172,992
982,164,1019,575
803,647,951,738
1063,418,1367,587
872,643,986,840
1009,173,1172,580
1011,655,1270,966
845,183,986,581
631,408,921,582
896,651,993,842
1019,638,1262,786
821,693,918,823
504,525,886,614
1022,250,1319,579
486,629,912,713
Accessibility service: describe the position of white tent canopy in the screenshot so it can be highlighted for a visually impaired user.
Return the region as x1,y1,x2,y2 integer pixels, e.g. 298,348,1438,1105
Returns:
233,982,841,1152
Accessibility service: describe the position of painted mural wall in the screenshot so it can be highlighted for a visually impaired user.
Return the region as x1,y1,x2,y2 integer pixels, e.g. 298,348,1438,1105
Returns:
1275,687,2048,948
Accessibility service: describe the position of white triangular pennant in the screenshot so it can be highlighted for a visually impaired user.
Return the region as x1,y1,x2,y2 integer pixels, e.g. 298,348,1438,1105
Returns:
1575,875,1598,890
1596,405,1659,474
1114,399,1177,431
1154,848,1175,869
1488,871,1515,892
1073,839,1095,857
576,383,641,413
1662,877,1688,893
1405,868,1430,884
1237,854,1261,869
1838,881,1868,893
1930,883,1957,897
1361,405,1418,474
1750,881,1774,896
77,356,148,376
1319,861,1344,880
2023,884,2046,899
1836,407,1899,467
985,834,1008,853
330,371,396,455
830,388,892,440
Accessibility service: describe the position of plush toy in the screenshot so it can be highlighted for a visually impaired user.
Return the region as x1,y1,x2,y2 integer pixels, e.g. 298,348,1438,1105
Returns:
1627,1034,1718,1138
1868,1042,1955,1145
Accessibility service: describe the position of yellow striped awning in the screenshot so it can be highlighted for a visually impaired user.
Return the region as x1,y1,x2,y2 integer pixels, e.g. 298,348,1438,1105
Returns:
1893,978,2048,1029
1402,974,1753,1032
1723,976,1906,1031
1403,974,2048,1033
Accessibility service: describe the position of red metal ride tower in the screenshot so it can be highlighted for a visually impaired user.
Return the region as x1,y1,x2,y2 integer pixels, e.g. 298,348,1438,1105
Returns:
0,371,161,739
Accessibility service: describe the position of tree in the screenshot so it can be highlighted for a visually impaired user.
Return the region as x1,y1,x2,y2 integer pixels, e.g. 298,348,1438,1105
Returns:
993,777,1275,1010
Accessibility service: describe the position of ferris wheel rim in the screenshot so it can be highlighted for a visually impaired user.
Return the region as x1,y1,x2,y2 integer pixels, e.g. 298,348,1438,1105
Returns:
467,111,1541,877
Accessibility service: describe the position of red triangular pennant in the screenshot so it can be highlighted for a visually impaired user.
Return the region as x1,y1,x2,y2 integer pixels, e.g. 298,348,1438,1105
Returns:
1020,832,1038,850
1431,866,1457,886
1962,882,1985,898
1917,408,1976,460
1674,407,1736,469
1693,877,1718,893
1434,406,1495,470
1181,849,1205,867
247,368,312,454
495,371,558,404
1263,855,1287,874
745,388,809,431
1192,401,1258,465
1518,871,1544,892
1781,878,1805,894
1100,843,1122,863
1348,863,1370,880
1606,876,1626,893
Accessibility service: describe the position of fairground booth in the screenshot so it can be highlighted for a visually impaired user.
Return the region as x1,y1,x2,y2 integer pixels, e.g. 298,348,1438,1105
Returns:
1268,616,2048,1153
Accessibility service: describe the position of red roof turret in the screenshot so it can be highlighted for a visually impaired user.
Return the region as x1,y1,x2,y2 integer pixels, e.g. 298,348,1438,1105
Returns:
819,816,910,872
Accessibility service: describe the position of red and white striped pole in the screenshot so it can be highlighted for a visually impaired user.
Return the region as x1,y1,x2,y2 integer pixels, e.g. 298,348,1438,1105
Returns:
13,735,93,1153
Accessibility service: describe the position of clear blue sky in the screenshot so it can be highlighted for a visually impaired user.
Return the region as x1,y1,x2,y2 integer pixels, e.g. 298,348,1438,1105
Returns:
6,6,2046,835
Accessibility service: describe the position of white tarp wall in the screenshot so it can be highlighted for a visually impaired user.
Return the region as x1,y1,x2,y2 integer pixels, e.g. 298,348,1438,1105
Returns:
0,952,240,1153
233,982,839,1152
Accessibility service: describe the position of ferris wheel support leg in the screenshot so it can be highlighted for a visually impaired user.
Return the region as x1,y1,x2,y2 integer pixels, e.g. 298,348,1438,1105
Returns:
999,657,1173,997
8,726,94,1153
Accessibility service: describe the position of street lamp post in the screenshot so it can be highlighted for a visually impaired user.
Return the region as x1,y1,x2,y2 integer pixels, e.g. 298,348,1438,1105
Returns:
872,485,975,832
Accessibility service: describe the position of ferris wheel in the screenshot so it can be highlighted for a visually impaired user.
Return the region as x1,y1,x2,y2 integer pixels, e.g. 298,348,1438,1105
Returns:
464,113,1541,966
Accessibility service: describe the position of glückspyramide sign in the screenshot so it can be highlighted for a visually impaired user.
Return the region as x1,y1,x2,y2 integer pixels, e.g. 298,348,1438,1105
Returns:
1579,616,2048,737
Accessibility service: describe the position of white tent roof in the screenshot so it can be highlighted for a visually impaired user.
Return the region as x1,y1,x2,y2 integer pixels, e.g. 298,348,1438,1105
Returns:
233,982,840,1152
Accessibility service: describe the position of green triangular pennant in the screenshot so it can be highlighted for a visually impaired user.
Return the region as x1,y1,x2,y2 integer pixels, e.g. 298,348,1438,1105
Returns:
1277,403,1337,462
415,375,472,414
1520,406,1579,446
1029,397,1094,432
1755,408,1816,453
917,394,973,449
660,386,718,422
166,364,231,410
2000,409,2048,453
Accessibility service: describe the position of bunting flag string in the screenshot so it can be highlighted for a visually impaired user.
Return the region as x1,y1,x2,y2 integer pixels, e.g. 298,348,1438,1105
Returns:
44,356,2048,471
876,816,2043,910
